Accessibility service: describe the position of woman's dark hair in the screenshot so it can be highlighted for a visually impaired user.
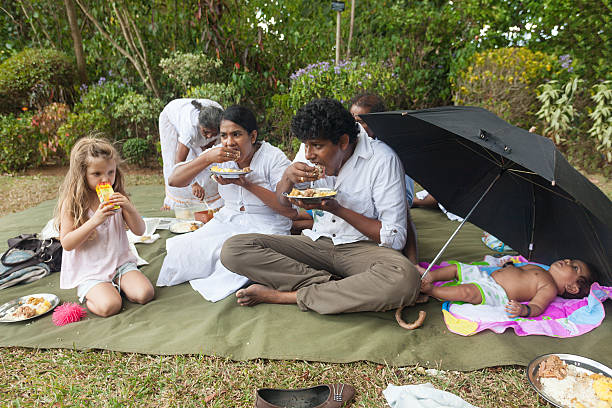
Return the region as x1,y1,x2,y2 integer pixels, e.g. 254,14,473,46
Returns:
222,105,258,135
349,93,386,113
291,98,359,144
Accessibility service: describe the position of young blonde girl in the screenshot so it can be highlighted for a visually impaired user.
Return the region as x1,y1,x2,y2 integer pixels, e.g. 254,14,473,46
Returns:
55,137,154,317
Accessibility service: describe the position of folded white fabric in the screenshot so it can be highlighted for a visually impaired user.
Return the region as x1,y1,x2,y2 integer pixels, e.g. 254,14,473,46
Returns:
415,190,463,222
384,383,478,408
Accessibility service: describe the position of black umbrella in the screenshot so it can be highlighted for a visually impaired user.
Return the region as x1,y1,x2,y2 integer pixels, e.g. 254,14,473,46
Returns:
362,106,612,285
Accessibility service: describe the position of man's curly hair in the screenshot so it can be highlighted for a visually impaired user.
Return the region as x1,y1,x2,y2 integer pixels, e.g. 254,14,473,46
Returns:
291,98,359,145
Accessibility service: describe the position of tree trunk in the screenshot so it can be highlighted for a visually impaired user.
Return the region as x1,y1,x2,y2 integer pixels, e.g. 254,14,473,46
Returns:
74,0,161,98
346,0,355,60
64,0,88,84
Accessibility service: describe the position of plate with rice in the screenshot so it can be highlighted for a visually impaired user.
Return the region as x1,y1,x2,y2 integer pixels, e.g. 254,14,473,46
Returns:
0,293,60,323
527,353,612,407
210,165,251,179
283,188,337,203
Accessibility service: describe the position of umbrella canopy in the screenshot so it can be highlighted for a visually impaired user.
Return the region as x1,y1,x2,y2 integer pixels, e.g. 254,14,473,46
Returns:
362,106,612,285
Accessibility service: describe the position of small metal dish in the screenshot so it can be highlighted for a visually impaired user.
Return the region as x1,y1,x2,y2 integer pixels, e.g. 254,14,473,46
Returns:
0,293,60,323
526,353,612,407
283,188,338,203
169,220,204,234
210,169,251,179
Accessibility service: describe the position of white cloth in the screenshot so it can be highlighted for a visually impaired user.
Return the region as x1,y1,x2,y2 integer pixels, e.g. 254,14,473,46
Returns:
383,383,478,408
159,98,224,209
415,189,463,222
60,209,138,289
157,141,292,302
294,129,407,250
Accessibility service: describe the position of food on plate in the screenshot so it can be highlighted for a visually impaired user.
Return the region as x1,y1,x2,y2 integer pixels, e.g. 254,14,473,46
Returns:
210,165,251,173
538,357,612,408
13,305,36,319
95,182,120,210
17,296,52,316
287,188,336,198
313,164,325,179
171,221,203,233
539,355,568,379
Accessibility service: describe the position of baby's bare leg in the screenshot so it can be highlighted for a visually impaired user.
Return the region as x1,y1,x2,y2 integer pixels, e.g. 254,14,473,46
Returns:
424,283,483,304
420,264,458,282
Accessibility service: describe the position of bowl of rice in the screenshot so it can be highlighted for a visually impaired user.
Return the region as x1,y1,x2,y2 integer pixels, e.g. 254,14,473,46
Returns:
527,353,612,407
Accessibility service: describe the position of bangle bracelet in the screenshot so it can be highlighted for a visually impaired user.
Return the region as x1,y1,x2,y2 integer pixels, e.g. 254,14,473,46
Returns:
522,304,531,317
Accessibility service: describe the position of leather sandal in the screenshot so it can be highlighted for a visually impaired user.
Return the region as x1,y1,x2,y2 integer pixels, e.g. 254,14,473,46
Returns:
255,383,355,408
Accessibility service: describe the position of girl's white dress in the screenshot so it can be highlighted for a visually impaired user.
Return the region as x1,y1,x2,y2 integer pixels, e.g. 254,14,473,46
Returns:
159,98,224,209
157,141,292,301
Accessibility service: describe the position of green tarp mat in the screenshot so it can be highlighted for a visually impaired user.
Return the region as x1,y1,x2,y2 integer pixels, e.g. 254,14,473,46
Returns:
1,185,610,370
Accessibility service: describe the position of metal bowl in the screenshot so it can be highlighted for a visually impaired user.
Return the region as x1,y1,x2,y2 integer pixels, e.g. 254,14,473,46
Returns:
526,353,612,407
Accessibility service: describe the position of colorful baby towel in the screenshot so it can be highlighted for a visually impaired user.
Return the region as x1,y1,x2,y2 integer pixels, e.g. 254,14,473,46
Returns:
422,256,612,337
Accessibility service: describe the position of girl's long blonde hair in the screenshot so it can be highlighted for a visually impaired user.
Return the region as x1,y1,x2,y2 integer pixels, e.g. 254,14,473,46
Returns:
54,137,127,230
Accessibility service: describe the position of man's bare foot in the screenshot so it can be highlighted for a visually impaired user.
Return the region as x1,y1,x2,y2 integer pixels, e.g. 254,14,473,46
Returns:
235,284,297,306
415,293,430,303
160,205,170,211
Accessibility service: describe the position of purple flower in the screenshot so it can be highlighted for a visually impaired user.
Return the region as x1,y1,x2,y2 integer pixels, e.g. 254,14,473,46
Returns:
98,77,106,86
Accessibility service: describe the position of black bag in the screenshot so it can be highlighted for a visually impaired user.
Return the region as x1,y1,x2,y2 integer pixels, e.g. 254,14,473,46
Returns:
2,234,63,274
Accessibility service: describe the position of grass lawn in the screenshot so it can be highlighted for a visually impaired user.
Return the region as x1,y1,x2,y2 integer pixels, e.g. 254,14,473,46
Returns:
2,164,610,407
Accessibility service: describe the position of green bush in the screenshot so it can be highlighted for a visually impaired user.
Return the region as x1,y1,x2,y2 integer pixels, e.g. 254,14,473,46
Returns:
76,79,131,115
57,111,110,158
0,48,76,114
31,102,71,164
267,59,402,150
159,52,223,94
75,79,131,141
122,137,150,167
185,82,240,108
452,47,561,128
588,80,612,163
0,112,41,173
113,91,163,139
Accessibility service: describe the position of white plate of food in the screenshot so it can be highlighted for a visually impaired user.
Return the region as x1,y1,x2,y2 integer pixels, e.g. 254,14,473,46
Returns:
210,165,251,179
0,293,60,323
283,187,338,203
169,220,204,234
526,353,612,408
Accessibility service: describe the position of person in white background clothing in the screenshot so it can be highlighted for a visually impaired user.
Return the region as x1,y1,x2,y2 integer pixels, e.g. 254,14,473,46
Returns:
159,98,223,210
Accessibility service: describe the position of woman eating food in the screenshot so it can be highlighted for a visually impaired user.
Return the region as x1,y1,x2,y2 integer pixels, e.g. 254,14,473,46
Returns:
156,106,297,302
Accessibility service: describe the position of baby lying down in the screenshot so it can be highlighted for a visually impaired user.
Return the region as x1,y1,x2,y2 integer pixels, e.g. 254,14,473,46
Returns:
419,259,594,318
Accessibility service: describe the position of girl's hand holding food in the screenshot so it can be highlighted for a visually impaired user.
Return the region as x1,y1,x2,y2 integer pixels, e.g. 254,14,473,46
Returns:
91,201,116,226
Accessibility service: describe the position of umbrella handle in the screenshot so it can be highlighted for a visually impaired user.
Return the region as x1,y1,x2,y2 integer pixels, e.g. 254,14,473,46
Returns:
421,172,502,281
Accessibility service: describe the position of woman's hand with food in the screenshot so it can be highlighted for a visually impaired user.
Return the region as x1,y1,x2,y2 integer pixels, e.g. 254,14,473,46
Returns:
214,174,250,188
204,146,241,163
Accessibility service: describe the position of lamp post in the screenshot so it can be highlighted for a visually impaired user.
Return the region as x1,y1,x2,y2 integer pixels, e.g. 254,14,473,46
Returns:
331,1,345,66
